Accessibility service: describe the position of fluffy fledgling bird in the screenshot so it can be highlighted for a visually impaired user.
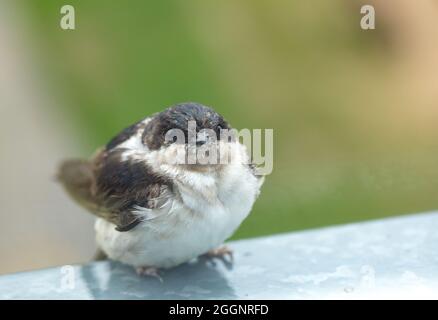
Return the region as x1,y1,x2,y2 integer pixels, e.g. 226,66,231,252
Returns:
58,102,264,277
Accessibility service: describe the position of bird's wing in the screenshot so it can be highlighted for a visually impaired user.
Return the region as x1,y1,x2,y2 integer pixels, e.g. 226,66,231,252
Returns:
57,147,173,232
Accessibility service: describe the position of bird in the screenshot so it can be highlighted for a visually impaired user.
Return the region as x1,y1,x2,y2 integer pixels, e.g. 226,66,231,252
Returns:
57,102,264,278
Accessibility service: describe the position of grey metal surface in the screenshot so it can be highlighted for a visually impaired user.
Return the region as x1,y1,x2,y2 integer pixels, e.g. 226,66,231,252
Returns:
1,212,438,299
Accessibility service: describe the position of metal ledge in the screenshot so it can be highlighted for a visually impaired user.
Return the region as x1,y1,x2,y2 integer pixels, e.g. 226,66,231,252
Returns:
1,212,438,299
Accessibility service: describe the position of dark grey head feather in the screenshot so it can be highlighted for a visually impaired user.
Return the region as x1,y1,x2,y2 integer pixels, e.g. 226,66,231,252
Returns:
142,102,230,150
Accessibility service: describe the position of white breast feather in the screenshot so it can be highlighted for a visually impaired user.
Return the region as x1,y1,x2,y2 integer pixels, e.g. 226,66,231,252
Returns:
95,136,262,269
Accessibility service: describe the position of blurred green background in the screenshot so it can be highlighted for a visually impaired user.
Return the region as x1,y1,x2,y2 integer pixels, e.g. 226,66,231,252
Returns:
2,0,438,273
24,0,438,236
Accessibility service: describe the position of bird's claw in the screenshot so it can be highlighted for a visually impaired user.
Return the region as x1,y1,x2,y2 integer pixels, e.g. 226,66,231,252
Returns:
135,266,163,282
205,246,234,263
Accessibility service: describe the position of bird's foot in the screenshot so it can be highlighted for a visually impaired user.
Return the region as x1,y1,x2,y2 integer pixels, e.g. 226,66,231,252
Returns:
204,246,233,263
135,266,163,282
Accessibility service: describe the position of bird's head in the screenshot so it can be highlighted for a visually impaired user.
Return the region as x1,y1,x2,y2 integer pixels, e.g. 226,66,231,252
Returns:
142,102,241,172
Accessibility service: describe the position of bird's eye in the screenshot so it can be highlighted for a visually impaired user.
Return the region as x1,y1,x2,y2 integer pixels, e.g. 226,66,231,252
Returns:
165,135,178,145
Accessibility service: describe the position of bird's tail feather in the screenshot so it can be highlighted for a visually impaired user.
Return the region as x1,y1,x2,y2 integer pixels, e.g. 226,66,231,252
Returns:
57,159,100,213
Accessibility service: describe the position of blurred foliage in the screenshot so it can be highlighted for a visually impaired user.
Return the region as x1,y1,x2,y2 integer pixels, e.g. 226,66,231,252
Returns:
23,0,438,239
